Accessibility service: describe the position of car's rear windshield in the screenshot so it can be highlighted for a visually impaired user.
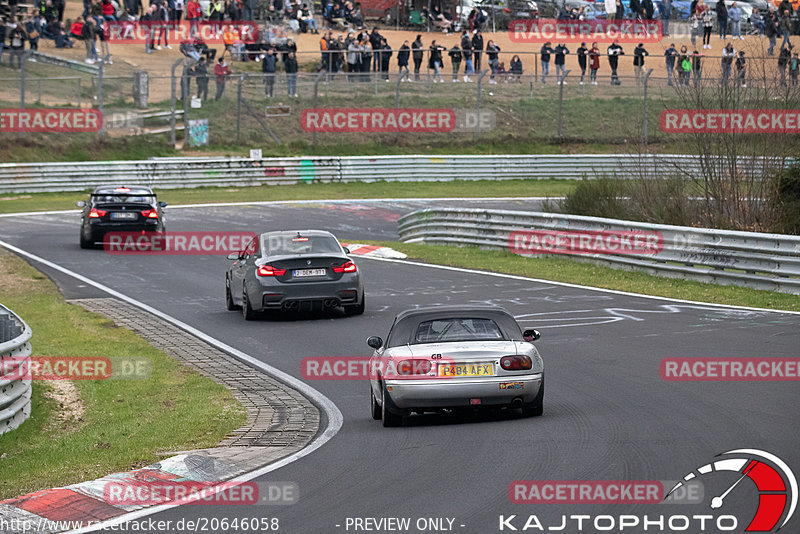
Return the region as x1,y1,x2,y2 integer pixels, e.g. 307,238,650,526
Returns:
92,194,156,204
413,318,506,344
265,234,341,256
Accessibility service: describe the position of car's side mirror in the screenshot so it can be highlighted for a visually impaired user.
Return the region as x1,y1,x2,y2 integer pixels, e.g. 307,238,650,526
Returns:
158,201,168,207
226,253,240,260
523,329,541,342
343,247,351,254
366,336,383,349
76,200,86,207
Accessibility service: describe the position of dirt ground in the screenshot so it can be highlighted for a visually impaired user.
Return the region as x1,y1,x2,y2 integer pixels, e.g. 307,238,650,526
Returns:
27,1,791,101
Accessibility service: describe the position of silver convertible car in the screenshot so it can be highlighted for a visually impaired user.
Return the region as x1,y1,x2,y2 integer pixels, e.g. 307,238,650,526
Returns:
367,306,543,427
225,230,365,320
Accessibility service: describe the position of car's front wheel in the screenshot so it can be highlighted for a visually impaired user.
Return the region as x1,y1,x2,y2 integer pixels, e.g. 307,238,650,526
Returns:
226,278,240,311
242,285,257,321
370,386,381,420
381,383,403,427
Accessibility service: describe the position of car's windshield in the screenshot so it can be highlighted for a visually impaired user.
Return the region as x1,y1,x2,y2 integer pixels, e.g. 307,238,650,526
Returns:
413,318,505,344
264,234,341,256
92,194,156,204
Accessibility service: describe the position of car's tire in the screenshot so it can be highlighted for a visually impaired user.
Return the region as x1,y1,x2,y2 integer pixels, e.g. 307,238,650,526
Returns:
370,386,381,420
521,379,544,417
381,383,403,427
225,279,240,311
79,231,92,249
344,293,365,316
242,285,257,321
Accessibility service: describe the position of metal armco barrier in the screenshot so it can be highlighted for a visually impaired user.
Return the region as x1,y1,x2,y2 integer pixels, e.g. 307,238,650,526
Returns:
398,208,800,295
0,304,32,435
0,154,765,193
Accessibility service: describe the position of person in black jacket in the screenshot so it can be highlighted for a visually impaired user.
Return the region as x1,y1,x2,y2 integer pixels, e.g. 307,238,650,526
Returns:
460,30,474,81
191,56,209,100
554,42,569,83
411,34,423,80
261,47,276,97
472,30,483,70
428,40,445,82
765,7,778,55
486,39,500,83
0,18,7,67
8,23,27,69
716,0,728,39
379,37,391,80
642,0,654,19
448,42,461,81
778,43,792,86
630,0,642,19
577,42,588,84
540,41,553,83
285,50,298,96
607,40,624,85
633,42,649,85
397,40,410,78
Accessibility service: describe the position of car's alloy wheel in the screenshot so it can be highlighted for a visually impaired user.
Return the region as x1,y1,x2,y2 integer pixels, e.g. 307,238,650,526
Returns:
370,387,381,420
344,294,366,316
225,278,240,311
242,285,256,321
381,383,402,427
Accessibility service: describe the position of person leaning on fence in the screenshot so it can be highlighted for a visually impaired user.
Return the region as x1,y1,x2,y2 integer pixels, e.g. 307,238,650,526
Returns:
607,40,623,85
448,42,461,82
540,41,553,83
589,42,600,85
721,42,735,84
461,30,474,82
411,34,423,80
509,55,522,82
664,43,677,86
577,42,588,84
678,45,691,86
735,50,746,87
347,36,360,82
486,39,500,84
284,50,298,96
261,47,276,97
214,56,231,100
379,37,391,81
692,49,704,85
191,56,209,100
428,40,445,83
397,39,410,79
554,42,569,83
633,42,648,85
472,30,483,71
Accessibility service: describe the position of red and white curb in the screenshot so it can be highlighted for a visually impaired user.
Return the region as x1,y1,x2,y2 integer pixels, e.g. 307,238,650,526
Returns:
341,243,407,259
0,454,239,532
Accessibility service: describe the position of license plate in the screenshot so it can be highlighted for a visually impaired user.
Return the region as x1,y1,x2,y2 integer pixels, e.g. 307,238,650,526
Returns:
294,268,326,277
516,11,529,16
110,212,137,220
438,363,494,377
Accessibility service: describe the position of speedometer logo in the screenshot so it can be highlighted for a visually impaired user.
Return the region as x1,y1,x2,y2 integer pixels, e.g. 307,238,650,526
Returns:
665,449,797,532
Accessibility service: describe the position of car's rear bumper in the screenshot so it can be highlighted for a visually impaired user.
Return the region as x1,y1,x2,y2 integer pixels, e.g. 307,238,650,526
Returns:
384,373,543,410
87,221,161,241
256,276,361,311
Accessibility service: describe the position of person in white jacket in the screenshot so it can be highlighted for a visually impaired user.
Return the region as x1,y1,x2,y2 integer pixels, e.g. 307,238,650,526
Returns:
605,0,616,19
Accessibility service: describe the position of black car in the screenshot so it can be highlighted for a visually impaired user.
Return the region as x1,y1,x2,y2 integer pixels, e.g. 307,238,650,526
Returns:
77,186,167,249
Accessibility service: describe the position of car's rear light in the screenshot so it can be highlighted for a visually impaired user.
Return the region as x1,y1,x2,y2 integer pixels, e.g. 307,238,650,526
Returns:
88,208,107,218
140,209,159,219
114,187,131,192
500,355,533,371
332,260,357,273
257,265,287,277
396,359,432,375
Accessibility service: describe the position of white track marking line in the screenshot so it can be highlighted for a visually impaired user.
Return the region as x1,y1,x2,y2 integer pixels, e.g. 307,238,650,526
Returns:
0,239,343,534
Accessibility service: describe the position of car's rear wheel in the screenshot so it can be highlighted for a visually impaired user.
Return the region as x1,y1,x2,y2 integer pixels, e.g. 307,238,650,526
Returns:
226,279,240,311
521,379,544,417
381,383,403,427
79,230,93,249
242,285,257,321
344,294,365,316
370,386,381,420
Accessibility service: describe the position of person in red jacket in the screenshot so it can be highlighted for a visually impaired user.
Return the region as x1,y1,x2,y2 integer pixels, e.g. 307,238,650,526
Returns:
214,56,231,100
101,0,116,21
186,0,200,36
588,41,600,85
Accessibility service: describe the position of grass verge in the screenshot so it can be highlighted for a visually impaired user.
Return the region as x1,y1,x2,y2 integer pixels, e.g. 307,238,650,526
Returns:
374,241,800,312
0,248,246,499
0,179,574,214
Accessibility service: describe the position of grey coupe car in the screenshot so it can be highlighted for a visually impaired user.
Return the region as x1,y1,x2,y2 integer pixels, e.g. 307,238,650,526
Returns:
367,306,543,427
225,230,365,320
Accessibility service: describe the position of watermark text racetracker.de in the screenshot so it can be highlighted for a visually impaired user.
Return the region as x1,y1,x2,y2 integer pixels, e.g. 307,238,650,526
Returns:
660,109,800,134
104,231,257,255
509,229,663,256
661,357,800,381
510,19,663,43
0,356,151,380
0,108,102,133
300,108,495,133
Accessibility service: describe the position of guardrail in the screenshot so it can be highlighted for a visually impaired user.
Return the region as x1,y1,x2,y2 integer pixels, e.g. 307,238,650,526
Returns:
0,154,766,193
0,304,32,435
398,208,800,295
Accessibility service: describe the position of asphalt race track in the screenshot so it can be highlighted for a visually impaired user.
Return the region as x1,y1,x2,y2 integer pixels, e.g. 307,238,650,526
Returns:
1,198,799,534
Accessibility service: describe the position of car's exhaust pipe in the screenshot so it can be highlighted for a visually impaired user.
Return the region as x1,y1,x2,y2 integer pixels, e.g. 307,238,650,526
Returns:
283,301,299,311
323,298,339,308
511,397,523,407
